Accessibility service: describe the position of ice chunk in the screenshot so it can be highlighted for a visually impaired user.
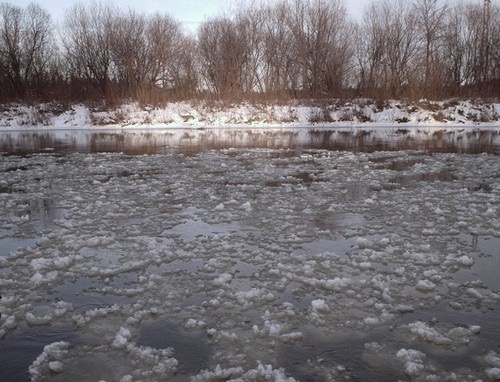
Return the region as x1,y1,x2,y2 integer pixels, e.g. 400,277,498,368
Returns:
359,262,372,270
396,348,425,377
112,327,132,349
213,273,232,285
311,299,329,313
30,258,52,271
363,317,380,326
407,321,451,346
466,288,484,300
29,341,70,381
469,325,481,335
72,305,121,326
193,362,297,382
240,201,252,211
487,368,500,380
280,332,303,342
416,280,436,292
235,288,274,305
241,362,297,381
324,277,351,291
446,327,476,345
191,365,245,382
395,305,414,314
26,312,52,326
356,237,372,249
485,351,500,368
185,319,206,329
30,272,44,285
48,361,64,373
455,255,474,266
262,321,282,337
484,207,496,217
30,270,59,286
54,256,74,269
206,328,217,337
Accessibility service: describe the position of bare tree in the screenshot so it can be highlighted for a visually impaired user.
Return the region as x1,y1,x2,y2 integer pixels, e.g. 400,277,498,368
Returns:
109,10,149,98
355,3,387,96
198,17,248,97
234,7,267,95
0,4,24,97
166,34,199,99
358,0,421,97
62,3,115,99
261,2,298,97
284,0,355,97
490,4,500,90
0,3,55,99
146,13,185,92
414,0,448,96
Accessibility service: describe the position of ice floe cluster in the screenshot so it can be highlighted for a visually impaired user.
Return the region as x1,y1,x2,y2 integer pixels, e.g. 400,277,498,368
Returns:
0,145,499,380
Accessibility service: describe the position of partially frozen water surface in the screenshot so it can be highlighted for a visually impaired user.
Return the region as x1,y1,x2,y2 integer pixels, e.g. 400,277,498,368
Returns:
0,128,499,381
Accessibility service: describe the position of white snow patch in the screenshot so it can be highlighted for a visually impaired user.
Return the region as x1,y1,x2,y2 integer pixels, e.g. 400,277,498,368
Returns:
2,100,500,129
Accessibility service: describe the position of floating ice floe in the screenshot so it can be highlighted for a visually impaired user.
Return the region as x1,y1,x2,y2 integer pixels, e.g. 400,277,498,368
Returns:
29,341,70,381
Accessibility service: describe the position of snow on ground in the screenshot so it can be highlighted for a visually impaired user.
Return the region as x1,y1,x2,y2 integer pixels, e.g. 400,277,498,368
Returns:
0,137,499,380
0,99,500,130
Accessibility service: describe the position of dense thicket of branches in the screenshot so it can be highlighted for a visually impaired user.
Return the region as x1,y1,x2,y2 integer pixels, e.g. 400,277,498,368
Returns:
0,0,499,104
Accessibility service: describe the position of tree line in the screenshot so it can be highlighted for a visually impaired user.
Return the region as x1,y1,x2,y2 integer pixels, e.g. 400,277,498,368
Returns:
0,0,499,104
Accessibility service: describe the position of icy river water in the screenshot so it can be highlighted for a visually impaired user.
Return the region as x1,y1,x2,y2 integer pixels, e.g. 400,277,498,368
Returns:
0,127,499,381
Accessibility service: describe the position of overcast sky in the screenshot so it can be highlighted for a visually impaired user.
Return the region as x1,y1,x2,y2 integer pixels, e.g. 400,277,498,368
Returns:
14,0,374,32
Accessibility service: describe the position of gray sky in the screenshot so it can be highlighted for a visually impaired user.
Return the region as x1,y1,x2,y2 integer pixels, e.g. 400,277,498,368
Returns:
14,0,374,32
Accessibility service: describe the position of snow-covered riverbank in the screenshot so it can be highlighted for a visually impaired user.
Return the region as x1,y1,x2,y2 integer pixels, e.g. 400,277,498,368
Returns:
1,99,499,130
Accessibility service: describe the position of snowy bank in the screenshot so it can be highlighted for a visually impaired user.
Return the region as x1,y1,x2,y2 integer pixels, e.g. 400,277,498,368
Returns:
0,99,499,130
